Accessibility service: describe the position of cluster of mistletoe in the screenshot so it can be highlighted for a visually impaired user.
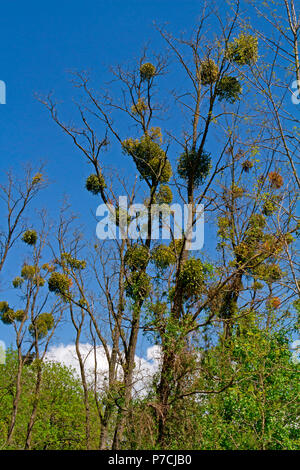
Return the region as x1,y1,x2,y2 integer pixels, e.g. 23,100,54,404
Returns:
178,148,211,188
28,312,54,339
85,173,106,195
17,264,45,287
122,130,172,185
48,271,73,300
0,301,25,324
22,229,38,246
199,33,258,104
124,244,151,301
140,62,156,81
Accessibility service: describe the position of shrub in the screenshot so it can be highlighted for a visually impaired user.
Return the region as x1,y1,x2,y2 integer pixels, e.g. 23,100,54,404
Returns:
1,308,15,324
269,171,283,189
156,185,173,204
22,230,37,246
249,213,266,229
178,149,211,187
255,263,283,282
21,265,38,280
0,302,16,324
151,244,176,270
14,310,26,321
216,75,242,104
125,272,151,300
262,200,276,216
61,253,86,270
48,272,72,298
124,244,150,271
42,263,55,272
242,160,253,172
85,173,106,195
231,184,244,198
200,59,219,85
0,301,9,313
34,276,45,287
131,97,148,115
140,62,156,81
32,173,43,185
217,216,231,240
169,238,185,256
29,313,54,339
12,276,24,288
264,264,283,282
122,135,172,184
227,33,258,66
178,258,204,298
0,302,12,324
268,297,281,309
252,281,264,290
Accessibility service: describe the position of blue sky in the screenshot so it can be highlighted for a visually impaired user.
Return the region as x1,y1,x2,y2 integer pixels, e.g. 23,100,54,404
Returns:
1,0,218,351
0,1,296,353
0,0,213,220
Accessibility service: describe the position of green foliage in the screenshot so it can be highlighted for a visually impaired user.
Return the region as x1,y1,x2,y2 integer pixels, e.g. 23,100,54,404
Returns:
140,62,156,81
61,252,86,270
0,353,98,449
0,301,9,313
231,184,244,198
85,173,106,195
125,271,151,301
216,75,242,103
122,134,172,184
209,328,299,450
151,244,176,270
242,159,253,172
29,313,54,339
14,310,26,322
200,59,219,85
262,199,276,216
227,33,258,66
22,230,38,246
21,264,38,280
0,302,25,324
178,258,204,298
156,185,173,204
48,272,72,298
12,276,24,288
0,302,15,324
124,244,150,271
151,245,176,269
256,263,283,283
261,194,279,216
131,97,148,115
217,216,232,240
127,327,299,450
178,148,211,187
32,173,43,185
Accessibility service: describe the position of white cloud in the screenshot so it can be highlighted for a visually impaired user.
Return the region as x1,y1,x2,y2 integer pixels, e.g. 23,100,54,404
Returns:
46,343,161,396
